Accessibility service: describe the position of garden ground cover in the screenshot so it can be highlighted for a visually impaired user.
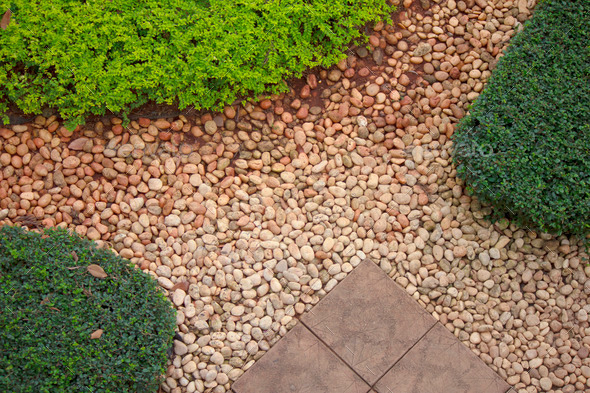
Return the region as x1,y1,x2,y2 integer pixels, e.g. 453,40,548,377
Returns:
0,0,589,392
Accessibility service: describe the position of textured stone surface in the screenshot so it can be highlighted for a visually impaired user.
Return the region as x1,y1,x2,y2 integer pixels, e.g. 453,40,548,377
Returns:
232,323,370,393
374,323,511,393
301,259,436,384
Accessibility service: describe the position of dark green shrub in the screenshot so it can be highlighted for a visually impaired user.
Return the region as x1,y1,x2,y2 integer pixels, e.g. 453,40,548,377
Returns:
0,0,393,128
0,226,176,393
452,0,590,237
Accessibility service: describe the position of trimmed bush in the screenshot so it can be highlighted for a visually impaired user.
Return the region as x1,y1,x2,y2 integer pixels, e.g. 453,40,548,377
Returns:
0,0,393,128
452,0,590,237
0,226,176,393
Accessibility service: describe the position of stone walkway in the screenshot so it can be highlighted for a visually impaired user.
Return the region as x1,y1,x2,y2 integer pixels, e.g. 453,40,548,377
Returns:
233,260,511,393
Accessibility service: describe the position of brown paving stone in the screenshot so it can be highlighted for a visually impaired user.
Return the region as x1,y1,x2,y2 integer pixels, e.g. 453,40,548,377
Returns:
232,322,370,393
301,259,437,385
374,323,511,393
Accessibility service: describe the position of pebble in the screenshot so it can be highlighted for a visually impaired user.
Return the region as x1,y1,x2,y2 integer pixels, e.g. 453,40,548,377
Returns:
1,3,585,393
539,377,552,391
525,314,540,327
165,215,181,227
204,120,217,135
366,84,380,96
63,156,80,169
148,178,163,191
413,42,432,57
300,246,314,262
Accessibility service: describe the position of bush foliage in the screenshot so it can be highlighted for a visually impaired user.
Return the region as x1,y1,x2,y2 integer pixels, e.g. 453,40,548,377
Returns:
0,226,176,393
452,0,590,237
0,0,393,127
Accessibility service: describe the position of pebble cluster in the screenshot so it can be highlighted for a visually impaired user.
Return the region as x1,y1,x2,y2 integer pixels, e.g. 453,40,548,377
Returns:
0,0,588,392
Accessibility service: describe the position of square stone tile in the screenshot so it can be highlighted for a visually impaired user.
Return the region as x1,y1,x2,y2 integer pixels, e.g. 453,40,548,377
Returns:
374,323,511,393
301,259,437,385
232,323,370,393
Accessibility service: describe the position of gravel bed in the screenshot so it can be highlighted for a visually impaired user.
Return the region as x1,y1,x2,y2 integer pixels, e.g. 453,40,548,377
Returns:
0,0,588,392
